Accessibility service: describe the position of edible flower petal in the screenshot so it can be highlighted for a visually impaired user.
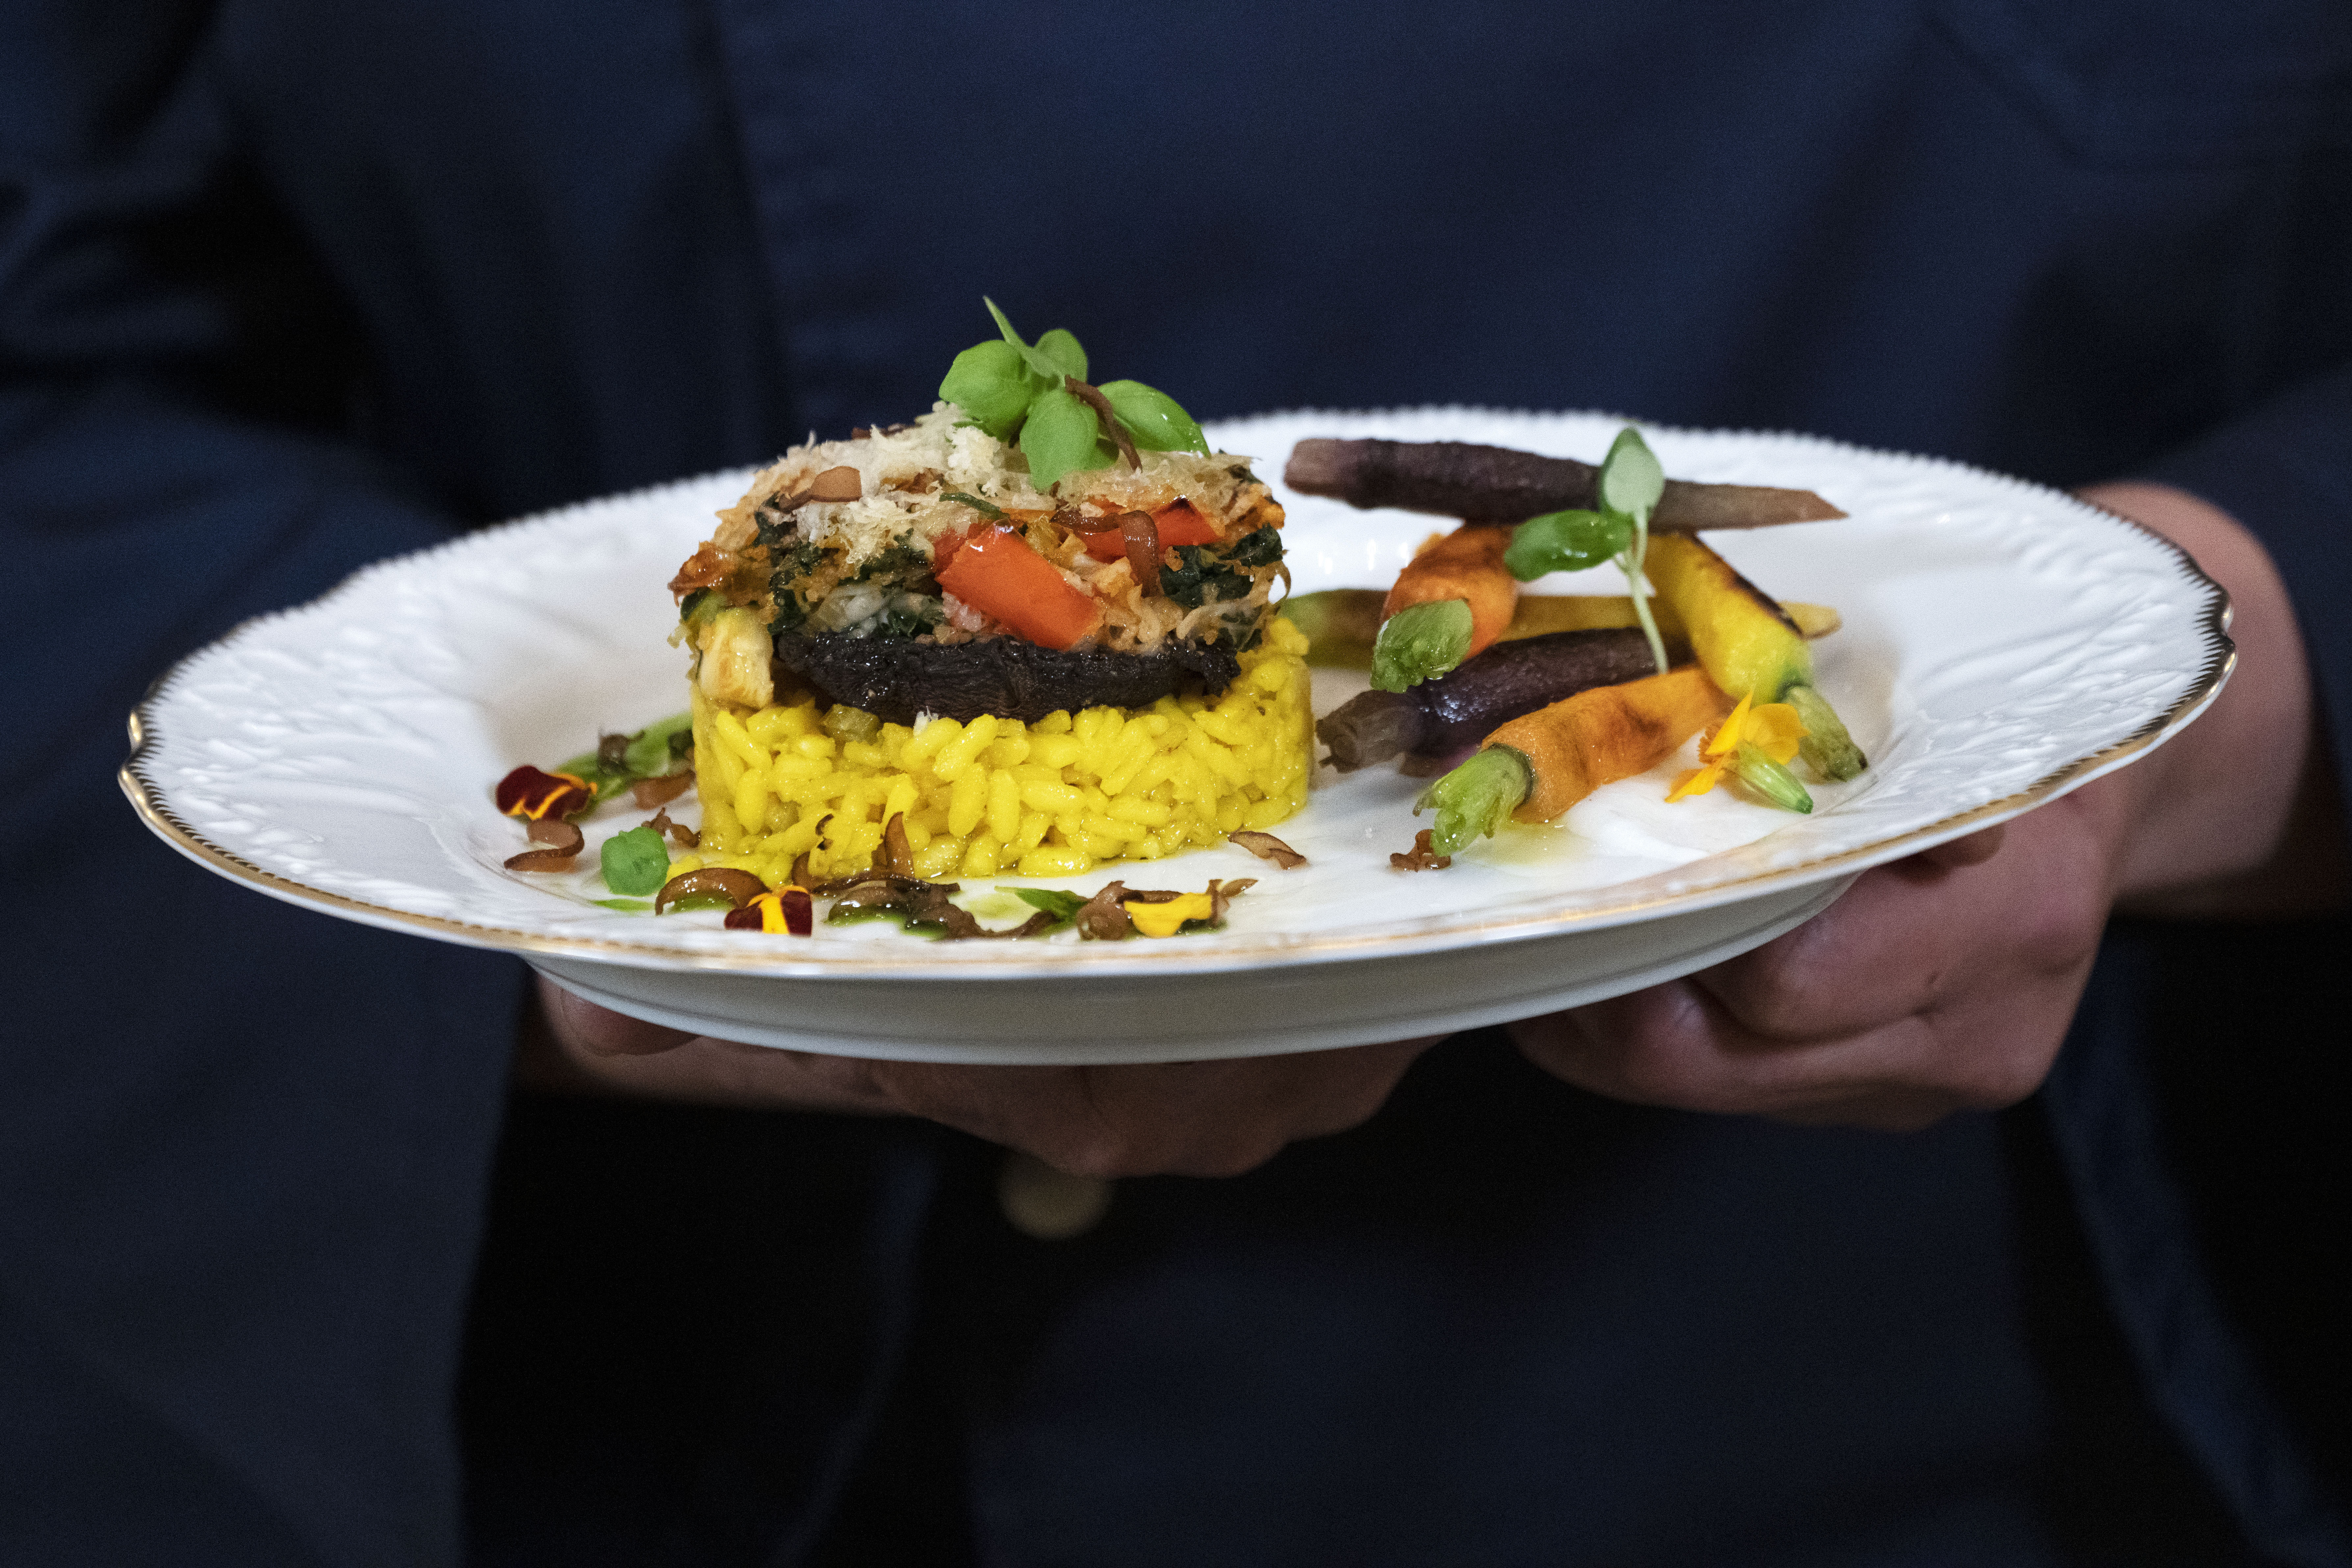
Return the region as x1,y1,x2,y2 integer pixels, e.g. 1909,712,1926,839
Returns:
1742,701,1808,764
1665,762,1723,802
1122,892,1215,937
1668,692,1810,806
497,765,595,820
725,887,815,936
1702,692,1755,758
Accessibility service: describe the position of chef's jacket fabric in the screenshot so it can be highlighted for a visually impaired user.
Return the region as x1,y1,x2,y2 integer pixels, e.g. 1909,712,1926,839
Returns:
3,2,2347,1563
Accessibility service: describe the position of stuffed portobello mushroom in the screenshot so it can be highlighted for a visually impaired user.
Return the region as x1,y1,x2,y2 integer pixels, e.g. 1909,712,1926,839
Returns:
666,304,1312,886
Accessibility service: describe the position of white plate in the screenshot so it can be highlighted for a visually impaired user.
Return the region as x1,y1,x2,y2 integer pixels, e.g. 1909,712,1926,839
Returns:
122,409,2229,1064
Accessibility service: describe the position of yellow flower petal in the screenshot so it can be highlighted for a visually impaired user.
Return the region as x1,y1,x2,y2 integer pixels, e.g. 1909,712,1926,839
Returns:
1704,693,1754,758
1666,762,1725,803
1123,892,1216,937
1747,702,1808,764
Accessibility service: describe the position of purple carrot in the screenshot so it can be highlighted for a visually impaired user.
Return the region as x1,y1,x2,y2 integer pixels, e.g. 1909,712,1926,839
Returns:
1284,438,1844,530
1317,627,1665,772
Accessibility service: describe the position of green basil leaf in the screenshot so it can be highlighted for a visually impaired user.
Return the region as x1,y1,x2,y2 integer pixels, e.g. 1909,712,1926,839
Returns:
983,296,1069,384
1019,386,1107,491
1034,327,1088,382
1596,426,1664,520
1008,887,1087,922
623,713,693,778
1504,509,1633,580
939,339,1041,438
1097,379,1209,455
600,825,671,896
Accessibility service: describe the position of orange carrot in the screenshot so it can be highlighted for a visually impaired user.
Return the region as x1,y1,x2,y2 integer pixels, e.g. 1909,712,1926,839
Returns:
1416,664,1732,854
1383,524,1519,659
935,525,1102,650
1487,665,1731,820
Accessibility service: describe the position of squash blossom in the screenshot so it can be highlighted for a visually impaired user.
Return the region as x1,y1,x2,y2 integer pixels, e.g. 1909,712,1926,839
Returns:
1667,693,1812,811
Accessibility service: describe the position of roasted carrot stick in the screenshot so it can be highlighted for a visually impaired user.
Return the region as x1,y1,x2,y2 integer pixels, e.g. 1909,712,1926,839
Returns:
1285,587,1840,668
1643,534,1864,779
1414,666,1732,853
1370,524,1519,691
1318,628,1659,772
1283,438,1846,531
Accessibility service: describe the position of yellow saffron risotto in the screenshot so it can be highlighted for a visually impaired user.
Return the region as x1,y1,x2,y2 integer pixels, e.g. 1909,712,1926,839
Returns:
673,617,1312,887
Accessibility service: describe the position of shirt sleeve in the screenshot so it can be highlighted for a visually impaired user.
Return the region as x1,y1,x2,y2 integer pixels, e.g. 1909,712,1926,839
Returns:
2139,363,2352,826
0,11,523,1566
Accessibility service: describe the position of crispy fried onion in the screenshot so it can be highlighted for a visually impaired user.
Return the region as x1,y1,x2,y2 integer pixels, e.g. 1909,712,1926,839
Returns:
667,542,735,596
761,816,1262,939
1228,831,1305,869
1117,509,1163,596
875,812,917,877
761,464,864,515
1063,378,1141,472
654,865,769,913
1390,829,1453,871
645,807,698,848
824,874,1066,940
1072,880,1136,940
504,816,585,872
633,772,693,809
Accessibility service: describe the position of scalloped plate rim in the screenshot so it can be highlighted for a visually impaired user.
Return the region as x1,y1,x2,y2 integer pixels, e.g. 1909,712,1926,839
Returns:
120,407,2233,981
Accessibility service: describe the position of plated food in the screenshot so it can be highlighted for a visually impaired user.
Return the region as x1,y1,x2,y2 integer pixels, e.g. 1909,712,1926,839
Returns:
499,428,1872,942
496,348,1886,935
123,406,2229,1058
659,305,1310,893
1285,424,1869,862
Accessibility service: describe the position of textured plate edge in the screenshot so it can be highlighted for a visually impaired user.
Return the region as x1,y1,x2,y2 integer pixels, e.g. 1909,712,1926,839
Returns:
118,416,2236,979
528,874,1858,1063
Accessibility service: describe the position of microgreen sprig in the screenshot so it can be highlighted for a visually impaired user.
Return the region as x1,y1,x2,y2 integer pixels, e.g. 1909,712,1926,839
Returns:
1501,426,1671,675
937,298,1209,491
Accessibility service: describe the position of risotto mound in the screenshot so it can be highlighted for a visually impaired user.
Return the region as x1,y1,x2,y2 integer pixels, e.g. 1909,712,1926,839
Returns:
672,617,1312,887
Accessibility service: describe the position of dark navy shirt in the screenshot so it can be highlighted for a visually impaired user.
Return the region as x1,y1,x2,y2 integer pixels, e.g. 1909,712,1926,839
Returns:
4,3,2347,1564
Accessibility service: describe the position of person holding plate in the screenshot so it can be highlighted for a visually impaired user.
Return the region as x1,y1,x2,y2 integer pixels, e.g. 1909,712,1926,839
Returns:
3,2,2347,1565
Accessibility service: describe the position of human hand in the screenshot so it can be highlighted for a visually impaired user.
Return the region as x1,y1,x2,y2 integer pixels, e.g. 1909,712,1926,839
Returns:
1510,482,2344,1130
524,974,1442,1177
1508,808,2106,1130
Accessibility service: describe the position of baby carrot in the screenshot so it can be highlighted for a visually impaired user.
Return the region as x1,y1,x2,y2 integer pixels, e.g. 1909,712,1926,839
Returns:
1415,666,1732,853
1369,524,1519,691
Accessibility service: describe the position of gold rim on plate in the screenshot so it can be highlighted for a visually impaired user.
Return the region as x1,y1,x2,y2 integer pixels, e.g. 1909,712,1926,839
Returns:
118,451,2234,977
